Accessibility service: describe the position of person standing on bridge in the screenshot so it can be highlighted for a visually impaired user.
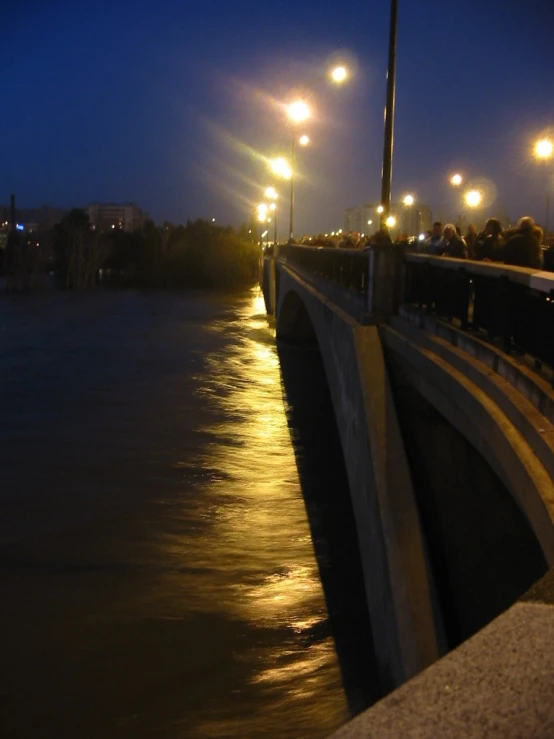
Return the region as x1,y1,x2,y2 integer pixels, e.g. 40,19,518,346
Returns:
503,217,544,269
475,218,505,262
443,223,467,258
424,221,445,255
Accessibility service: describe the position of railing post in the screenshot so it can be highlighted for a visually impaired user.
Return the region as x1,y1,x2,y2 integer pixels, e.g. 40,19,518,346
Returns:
267,245,279,315
366,244,407,322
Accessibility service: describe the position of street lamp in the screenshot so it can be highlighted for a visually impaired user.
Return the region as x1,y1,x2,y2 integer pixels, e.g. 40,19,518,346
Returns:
533,136,553,231
380,0,399,230
534,138,553,160
464,189,483,208
265,187,278,244
330,65,348,84
287,126,310,242
270,157,292,179
450,173,463,187
402,194,415,237
286,99,310,124
280,63,350,241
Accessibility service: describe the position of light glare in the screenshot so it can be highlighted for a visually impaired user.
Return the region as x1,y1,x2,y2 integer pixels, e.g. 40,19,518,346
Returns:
331,66,348,83
534,138,554,160
287,100,310,123
464,189,483,208
270,157,292,179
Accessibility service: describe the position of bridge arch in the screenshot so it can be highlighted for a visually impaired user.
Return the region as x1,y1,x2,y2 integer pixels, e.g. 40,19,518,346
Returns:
276,267,442,693
273,258,554,696
381,323,550,647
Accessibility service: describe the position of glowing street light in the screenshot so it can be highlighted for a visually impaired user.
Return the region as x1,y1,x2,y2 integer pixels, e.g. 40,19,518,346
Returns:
280,63,351,240
533,136,553,230
270,157,292,180
264,188,279,244
402,194,415,206
330,65,348,84
286,99,310,124
450,173,463,187
377,205,384,214
464,189,483,208
385,215,397,228
534,138,553,160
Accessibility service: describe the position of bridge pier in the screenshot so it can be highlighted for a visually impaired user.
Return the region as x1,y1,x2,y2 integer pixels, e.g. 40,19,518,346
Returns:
262,244,554,713
275,266,443,692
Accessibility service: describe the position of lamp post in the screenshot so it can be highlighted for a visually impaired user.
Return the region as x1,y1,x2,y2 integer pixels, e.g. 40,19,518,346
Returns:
279,65,349,241
285,100,310,241
257,203,269,246
402,193,415,237
464,189,482,208
380,0,399,230
533,137,553,231
264,186,278,244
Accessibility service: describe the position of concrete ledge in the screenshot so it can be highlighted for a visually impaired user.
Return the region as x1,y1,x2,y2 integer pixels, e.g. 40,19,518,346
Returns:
405,252,554,292
380,325,554,564
399,305,554,425
389,314,554,483
329,598,554,738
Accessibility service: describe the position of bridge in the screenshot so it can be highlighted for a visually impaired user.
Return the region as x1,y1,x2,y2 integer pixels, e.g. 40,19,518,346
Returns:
261,244,554,737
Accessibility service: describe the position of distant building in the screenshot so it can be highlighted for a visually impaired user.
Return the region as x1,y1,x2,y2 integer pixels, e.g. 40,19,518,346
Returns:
0,204,67,232
83,202,144,232
344,202,433,237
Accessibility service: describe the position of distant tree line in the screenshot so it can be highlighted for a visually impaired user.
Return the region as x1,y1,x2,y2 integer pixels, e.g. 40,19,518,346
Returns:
1,210,260,291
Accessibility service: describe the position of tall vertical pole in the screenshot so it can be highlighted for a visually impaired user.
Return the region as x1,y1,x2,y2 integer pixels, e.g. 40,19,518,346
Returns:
380,0,398,231
289,137,295,242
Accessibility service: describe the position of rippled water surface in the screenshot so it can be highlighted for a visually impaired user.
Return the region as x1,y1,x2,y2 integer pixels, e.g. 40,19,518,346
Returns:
0,288,352,738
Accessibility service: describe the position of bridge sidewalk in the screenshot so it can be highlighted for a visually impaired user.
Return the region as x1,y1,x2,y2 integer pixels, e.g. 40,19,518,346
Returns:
329,568,554,738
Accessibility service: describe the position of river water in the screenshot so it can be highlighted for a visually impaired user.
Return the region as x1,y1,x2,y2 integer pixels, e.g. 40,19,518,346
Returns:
0,288,371,738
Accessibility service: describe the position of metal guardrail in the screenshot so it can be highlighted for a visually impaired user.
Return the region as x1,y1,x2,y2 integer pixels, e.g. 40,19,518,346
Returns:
272,246,554,378
279,244,370,295
405,253,554,377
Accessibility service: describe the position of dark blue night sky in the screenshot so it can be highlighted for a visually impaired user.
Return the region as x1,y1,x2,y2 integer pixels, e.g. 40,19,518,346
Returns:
2,0,554,235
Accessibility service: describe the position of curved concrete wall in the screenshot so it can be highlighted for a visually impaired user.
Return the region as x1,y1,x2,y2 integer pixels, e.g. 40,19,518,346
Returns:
275,261,554,698
276,266,442,692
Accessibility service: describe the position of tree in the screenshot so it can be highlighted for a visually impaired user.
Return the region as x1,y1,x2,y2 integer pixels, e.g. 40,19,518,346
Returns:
53,209,107,289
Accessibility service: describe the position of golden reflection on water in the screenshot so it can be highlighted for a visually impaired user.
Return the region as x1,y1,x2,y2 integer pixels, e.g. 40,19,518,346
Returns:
158,288,349,737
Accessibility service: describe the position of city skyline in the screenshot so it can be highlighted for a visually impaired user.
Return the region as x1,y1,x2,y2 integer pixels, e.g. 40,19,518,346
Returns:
2,0,554,236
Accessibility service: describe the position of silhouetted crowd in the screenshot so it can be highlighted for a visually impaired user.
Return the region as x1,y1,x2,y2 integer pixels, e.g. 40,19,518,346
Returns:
292,215,553,271
419,216,545,269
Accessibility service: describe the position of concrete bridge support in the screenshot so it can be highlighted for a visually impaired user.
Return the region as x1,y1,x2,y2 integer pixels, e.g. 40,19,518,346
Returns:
276,266,442,693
